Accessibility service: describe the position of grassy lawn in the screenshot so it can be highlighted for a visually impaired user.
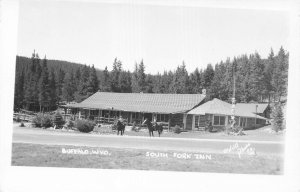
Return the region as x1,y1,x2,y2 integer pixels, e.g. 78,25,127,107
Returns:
11,143,283,175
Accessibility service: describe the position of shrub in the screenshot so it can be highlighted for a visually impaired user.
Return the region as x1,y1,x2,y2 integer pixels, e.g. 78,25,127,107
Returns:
75,119,95,133
65,120,75,129
15,116,22,123
32,113,53,128
271,103,284,132
53,112,65,129
41,114,53,128
32,113,44,127
173,125,181,134
20,122,25,127
204,120,214,132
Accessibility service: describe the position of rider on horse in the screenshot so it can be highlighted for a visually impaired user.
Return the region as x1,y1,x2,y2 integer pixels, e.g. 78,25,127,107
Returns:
118,115,124,123
142,117,163,137
116,115,125,135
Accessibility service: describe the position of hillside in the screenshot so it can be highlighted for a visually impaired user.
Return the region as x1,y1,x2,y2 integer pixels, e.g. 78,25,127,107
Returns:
15,56,103,79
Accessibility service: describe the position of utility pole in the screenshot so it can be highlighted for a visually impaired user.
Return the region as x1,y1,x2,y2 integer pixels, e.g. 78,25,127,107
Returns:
230,59,237,133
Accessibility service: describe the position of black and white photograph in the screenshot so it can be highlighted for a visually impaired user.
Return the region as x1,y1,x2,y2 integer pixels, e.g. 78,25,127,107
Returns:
1,0,300,191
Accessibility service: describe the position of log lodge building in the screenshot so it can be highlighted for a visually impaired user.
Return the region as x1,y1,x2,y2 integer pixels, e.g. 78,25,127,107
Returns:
63,91,269,130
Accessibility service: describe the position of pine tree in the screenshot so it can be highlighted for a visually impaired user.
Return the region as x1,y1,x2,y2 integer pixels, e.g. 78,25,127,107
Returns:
170,66,181,93
74,67,81,86
235,55,251,102
56,68,65,103
131,60,146,93
203,64,214,89
248,52,265,102
49,69,58,110
23,50,41,111
137,60,146,92
170,62,190,94
38,56,50,112
189,68,203,94
74,65,90,102
14,68,25,111
119,70,132,93
62,70,76,103
131,63,139,93
272,47,289,102
99,66,110,92
165,71,174,93
210,63,224,99
110,58,122,92
152,73,163,93
153,71,173,93
145,74,154,93
87,65,99,94
271,103,284,132
264,48,275,102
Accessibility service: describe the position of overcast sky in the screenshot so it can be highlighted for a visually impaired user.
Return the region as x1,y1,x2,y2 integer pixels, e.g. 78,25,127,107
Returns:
17,0,290,74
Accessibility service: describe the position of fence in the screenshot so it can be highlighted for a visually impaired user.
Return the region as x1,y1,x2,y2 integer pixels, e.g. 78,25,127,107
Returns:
13,111,171,131
13,113,35,122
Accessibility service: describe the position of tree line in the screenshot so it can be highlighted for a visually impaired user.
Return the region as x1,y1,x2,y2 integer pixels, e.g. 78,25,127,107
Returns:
14,47,288,112
14,51,99,111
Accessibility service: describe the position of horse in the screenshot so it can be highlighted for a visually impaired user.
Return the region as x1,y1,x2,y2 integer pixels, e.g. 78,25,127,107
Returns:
153,122,163,137
115,120,125,135
142,118,163,137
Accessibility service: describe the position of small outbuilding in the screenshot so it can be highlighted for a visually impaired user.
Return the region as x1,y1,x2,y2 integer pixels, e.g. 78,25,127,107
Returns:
187,98,268,130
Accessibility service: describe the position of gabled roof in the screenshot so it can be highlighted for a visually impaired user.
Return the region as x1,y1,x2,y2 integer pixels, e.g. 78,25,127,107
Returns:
187,98,267,120
187,98,231,116
66,92,206,114
235,103,269,114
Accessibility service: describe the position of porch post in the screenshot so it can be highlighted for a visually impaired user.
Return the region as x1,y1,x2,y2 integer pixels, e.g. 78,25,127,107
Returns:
78,109,81,120
98,109,100,123
192,115,195,130
130,112,132,124
168,114,171,132
225,116,228,126
183,114,187,130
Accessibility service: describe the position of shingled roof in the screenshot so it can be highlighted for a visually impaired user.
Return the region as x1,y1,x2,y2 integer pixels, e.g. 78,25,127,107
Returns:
187,98,267,119
66,92,206,114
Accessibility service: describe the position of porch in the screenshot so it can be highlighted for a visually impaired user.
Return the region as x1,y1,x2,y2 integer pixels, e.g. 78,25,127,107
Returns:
60,107,178,130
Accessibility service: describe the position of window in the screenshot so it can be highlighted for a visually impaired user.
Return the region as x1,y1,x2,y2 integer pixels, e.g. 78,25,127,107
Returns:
213,115,225,126
256,118,265,125
156,114,169,122
240,117,247,127
90,110,99,116
132,112,139,119
194,116,200,128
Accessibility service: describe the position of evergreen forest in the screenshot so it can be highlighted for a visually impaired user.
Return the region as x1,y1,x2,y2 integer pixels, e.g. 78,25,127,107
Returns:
14,47,289,112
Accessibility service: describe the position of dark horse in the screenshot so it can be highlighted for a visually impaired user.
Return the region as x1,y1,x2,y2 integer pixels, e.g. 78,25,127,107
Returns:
142,118,163,137
115,120,125,135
